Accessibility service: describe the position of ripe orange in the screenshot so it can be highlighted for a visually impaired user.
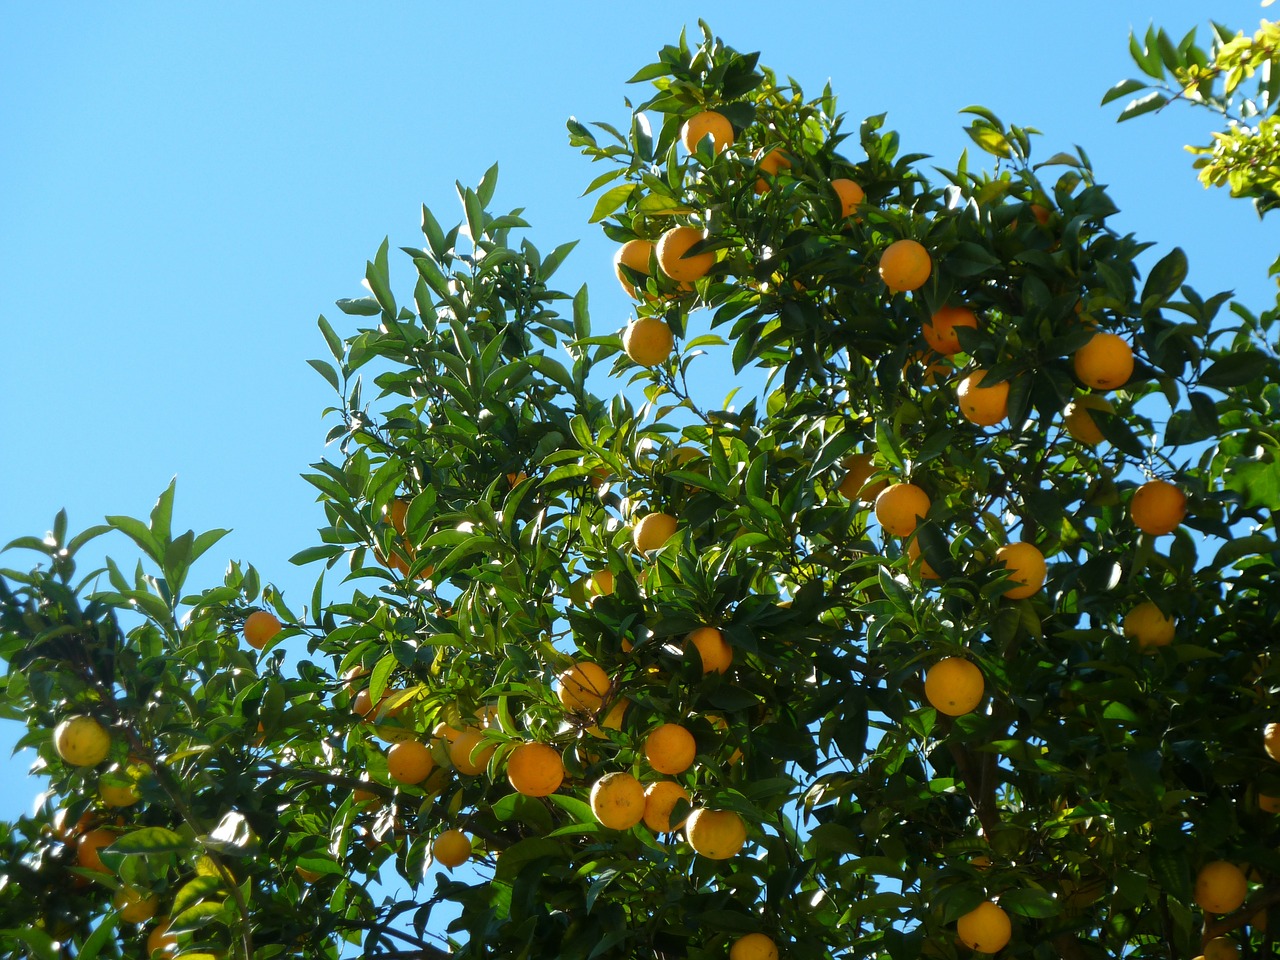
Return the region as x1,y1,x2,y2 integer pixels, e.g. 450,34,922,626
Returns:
874,483,931,537
680,110,734,154
386,498,410,535
614,238,654,297
100,773,141,808
878,239,932,293
923,306,979,356
587,697,631,738
244,611,282,650
838,452,886,502
386,740,435,784
1063,394,1114,446
1072,332,1134,390
622,317,675,367
506,741,564,797
924,658,984,716
1195,861,1248,914
1204,937,1240,960
832,178,864,219
655,226,715,282
1261,794,1280,814
633,512,678,553
54,715,111,767
1130,480,1187,536
956,370,1010,427
432,829,472,870
730,933,778,960
686,626,733,674
76,827,118,873
448,727,494,776
645,723,697,775
753,148,793,193
642,781,690,833
146,919,177,956
557,662,611,714
114,887,159,924
905,535,940,580
1266,723,1280,761
685,808,747,859
590,771,647,830
589,569,615,600
1123,601,1175,649
957,901,1012,953
995,542,1046,599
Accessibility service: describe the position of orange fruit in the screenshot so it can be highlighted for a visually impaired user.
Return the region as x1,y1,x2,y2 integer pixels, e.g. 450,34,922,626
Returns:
832,178,864,219
54,715,111,767
1072,332,1134,390
642,781,691,833
557,662,611,714
506,741,565,797
957,370,1010,426
655,226,715,282
614,238,653,297
1123,601,1175,649
995,542,1046,599
448,727,494,776
432,829,472,870
386,740,435,784
146,919,177,956
243,611,282,650
645,723,697,775
685,808,747,859
838,453,886,502
680,111,734,154
100,773,141,808
1265,723,1280,761
1260,794,1280,814
1195,861,1248,914
924,658,984,716
352,783,384,810
730,933,779,960
686,626,733,674
76,827,118,873
51,808,97,843
957,901,1012,953
1130,480,1187,535
589,569,615,600
633,512,678,553
586,696,631,738
590,771,646,830
1204,937,1240,960
905,535,940,580
113,887,159,924
878,239,931,293
622,317,675,366
874,483,931,537
923,306,979,356
1063,394,1114,446
386,498,410,535
753,148,793,193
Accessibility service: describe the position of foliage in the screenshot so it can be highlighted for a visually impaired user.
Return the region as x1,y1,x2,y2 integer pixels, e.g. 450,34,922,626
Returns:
5,20,1280,960
1107,18,1280,214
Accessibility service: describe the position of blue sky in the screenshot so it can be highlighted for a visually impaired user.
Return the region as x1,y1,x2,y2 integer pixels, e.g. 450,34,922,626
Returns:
0,0,1272,843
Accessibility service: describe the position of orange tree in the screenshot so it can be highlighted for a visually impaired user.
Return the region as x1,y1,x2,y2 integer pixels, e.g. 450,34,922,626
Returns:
4,21,1280,960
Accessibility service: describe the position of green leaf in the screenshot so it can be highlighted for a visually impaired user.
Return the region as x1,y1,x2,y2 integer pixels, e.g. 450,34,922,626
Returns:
1140,247,1188,310
1199,351,1275,388
1116,91,1168,122
111,826,191,855
336,296,381,316
0,929,58,960
169,900,227,934
965,124,1011,158
104,514,163,565
76,911,121,960
307,358,341,392
1101,77,1149,105
589,184,637,224
998,887,1060,919
172,875,225,917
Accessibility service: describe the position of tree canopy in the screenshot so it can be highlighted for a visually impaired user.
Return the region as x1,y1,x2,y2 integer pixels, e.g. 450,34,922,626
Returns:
5,20,1280,960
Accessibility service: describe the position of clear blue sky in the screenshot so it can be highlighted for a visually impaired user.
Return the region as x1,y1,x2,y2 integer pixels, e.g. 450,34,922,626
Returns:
0,0,1271,827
